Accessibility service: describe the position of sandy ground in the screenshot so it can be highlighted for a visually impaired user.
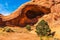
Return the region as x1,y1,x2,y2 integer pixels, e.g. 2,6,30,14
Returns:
0,27,40,40
51,25,60,39
0,32,40,40
0,24,60,40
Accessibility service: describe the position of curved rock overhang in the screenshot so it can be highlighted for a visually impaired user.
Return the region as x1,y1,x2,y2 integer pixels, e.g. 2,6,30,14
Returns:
18,4,51,27
0,2,51,27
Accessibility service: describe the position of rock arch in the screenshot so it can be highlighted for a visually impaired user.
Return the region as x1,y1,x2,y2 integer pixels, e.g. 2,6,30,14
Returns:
0,3,51,27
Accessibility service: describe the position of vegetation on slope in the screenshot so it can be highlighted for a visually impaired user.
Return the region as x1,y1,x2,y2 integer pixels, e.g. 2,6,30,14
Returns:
35,20,55,40
3,27,14,32
26,25,31,31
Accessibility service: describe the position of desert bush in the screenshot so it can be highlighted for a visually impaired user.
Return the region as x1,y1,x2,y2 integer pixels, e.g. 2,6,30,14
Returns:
26,25,31,31
3,27,14,32
36,20,55,37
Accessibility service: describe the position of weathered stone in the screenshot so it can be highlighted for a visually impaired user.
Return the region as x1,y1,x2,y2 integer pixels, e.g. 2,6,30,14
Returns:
0,14,6,27
0,0,51,27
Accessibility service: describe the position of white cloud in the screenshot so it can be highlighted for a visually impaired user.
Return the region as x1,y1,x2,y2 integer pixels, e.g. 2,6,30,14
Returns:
0,11,11,16
0,4,11,16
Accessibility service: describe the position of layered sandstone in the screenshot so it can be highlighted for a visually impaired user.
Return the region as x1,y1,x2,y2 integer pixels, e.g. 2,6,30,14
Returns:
0,0,60,27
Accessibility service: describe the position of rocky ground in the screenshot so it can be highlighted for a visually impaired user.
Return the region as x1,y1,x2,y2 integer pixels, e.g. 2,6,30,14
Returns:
0,25,59,40
0,26,40,40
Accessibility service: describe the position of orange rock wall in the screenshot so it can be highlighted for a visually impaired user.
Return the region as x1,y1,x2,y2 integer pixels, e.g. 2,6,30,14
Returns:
0,0,51,27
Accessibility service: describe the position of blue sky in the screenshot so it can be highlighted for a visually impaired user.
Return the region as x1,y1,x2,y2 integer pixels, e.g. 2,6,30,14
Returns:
0,0,30,16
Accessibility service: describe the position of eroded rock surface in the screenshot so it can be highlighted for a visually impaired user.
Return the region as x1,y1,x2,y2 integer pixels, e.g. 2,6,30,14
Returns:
0,0,60,27
0,3,50,27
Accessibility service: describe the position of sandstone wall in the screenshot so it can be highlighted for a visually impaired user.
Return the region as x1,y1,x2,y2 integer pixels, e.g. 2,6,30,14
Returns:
0,0,60,27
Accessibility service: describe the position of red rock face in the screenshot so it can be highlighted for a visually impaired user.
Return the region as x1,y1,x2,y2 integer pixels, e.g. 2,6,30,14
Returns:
0,18,4,26
0,4,50,27
0,0,58,27
0,14,6,27
18,5,50,27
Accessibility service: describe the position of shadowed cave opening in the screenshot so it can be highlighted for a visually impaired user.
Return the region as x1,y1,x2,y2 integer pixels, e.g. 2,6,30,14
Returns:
22,4,51,20
26,10,44,19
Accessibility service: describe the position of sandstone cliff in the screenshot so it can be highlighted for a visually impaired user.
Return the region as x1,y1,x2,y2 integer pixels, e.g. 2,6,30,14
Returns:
0,0,60,27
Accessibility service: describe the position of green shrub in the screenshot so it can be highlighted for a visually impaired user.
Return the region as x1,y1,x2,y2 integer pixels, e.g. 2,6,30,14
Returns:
36,20,55,37
3,27,14,32
26,25,31,31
